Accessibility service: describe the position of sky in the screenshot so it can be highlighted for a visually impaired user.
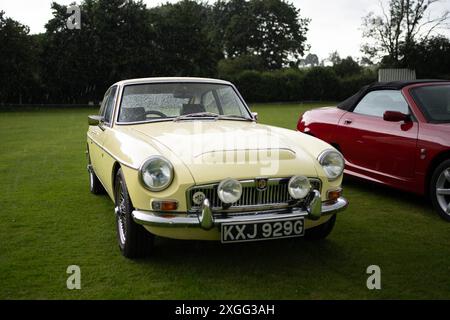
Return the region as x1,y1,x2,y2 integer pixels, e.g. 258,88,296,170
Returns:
1,0,449,60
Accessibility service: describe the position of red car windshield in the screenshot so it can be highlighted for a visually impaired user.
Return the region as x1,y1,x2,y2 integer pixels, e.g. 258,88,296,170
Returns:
411,84,450,123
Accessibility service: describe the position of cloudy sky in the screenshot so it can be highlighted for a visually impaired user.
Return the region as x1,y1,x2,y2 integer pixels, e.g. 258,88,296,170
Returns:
1,0,449,60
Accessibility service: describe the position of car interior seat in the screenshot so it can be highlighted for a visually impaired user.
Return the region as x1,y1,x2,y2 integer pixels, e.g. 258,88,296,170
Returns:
180,104,206,115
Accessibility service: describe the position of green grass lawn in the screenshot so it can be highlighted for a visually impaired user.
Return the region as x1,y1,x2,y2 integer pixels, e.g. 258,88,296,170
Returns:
1,103,449,299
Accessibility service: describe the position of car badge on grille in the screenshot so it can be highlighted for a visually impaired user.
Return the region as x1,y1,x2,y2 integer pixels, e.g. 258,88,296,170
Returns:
192,191,206,205
255,178,268,191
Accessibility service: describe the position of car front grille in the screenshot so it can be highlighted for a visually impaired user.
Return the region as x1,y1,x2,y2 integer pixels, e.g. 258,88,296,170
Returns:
187,177,321,211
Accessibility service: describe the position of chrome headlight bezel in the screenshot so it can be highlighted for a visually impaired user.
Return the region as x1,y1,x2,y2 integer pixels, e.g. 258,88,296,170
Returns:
288,175,311,199
217,178,243,204
138,155,174,192
318,149,345,181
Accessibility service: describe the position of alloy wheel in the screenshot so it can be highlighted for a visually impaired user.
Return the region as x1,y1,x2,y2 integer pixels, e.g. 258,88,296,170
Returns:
436,168,450,216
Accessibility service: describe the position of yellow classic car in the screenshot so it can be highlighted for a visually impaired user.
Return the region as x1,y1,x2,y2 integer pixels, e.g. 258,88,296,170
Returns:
87,77,348,258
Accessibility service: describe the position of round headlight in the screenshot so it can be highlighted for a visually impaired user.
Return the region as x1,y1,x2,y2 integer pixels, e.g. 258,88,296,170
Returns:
318,150,344,181
217,178,242,204
288,175,311,199
139,156,174,191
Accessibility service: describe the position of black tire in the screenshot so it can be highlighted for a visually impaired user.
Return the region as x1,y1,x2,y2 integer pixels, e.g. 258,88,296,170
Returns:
304,214,337,240
114,168,154,258
88,156,105,195
430,159,450,222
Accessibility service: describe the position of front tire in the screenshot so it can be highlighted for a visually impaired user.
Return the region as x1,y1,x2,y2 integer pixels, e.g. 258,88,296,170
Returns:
114,168,154,258
430,159,450,222
304,214,336,240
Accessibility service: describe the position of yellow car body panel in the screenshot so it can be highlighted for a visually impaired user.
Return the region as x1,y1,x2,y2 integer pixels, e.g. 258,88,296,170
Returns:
87,77,347,242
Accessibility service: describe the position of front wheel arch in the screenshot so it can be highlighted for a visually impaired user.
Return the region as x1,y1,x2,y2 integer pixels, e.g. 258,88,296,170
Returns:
429,159,450,221
425,150,450,198
111,161,122,195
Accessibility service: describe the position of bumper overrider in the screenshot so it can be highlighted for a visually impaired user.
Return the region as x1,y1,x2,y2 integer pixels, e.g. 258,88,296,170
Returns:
131,190,348,230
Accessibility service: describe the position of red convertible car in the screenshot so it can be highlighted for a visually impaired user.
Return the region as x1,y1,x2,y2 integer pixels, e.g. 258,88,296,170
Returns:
297,80,450,221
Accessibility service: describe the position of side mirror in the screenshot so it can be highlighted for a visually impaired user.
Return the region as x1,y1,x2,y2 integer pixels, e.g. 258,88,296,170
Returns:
251,112,258,121
88,115,103,126
383,111,410,122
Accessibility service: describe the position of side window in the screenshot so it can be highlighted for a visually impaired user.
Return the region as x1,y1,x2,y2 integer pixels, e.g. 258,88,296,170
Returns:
103,86,118,124
202,91,219,113
353,90,409,117
99,88,111,117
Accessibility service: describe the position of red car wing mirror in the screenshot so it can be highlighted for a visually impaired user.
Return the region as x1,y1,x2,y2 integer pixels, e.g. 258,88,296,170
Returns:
383,111,410,122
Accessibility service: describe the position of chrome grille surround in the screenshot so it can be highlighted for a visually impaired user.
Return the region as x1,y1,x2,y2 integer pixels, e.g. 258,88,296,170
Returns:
187,177,322,214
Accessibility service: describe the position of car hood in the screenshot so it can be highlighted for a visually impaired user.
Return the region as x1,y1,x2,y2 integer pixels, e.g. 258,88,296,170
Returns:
120,120,330,183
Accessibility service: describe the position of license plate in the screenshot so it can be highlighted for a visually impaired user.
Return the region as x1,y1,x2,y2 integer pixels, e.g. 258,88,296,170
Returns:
221,217,305,243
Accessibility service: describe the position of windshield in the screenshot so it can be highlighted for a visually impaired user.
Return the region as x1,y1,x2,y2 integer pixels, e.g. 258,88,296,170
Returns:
411,85,450,123
117,82,252,123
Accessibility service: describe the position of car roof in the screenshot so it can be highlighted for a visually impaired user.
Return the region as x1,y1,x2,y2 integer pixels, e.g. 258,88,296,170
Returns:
113,77,232,86
337,79,450,111
366,79,450,90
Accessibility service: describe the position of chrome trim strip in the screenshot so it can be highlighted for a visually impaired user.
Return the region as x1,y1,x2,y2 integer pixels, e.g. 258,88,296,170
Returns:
132,196,348,229
87,134,138,170
133,210,308,229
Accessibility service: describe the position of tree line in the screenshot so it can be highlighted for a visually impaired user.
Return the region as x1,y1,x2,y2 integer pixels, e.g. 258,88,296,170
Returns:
0,0,309,104
0,0,449,105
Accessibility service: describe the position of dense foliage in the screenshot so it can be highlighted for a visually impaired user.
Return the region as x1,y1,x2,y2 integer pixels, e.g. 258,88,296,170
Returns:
227,68,377,102
0,0,448,104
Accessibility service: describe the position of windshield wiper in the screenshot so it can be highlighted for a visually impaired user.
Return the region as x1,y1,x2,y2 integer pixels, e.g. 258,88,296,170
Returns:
173,112,220,121
217,115,253,121
173,112,252,122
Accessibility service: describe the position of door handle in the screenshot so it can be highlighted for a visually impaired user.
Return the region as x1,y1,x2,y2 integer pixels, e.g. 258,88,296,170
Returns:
344,119,353,125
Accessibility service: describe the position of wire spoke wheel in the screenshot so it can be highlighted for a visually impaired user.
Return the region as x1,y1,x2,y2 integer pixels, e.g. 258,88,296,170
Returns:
114,168,154,258
116,180,128,245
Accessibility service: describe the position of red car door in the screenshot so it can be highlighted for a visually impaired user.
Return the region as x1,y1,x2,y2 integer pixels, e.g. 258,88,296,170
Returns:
336,89,419,180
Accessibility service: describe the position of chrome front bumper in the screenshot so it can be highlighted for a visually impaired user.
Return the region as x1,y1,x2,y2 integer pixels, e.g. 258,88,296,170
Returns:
132,191,348,230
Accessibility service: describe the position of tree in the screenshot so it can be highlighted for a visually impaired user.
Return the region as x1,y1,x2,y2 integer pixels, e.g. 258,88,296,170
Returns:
302,67,340,100
211,0,310,69
302,53,319,67
217,54,265,78
361,0,450,64
149,0,220,77
42,0,156,103
328,51,341,66
402,35,450,78
333,56,362,77
0,11,38,103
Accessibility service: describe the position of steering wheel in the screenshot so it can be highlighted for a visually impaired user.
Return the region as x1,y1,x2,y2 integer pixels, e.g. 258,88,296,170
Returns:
145,110,167,118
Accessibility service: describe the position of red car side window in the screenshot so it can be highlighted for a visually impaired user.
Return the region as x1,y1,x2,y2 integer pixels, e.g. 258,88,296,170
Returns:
353,90,409,117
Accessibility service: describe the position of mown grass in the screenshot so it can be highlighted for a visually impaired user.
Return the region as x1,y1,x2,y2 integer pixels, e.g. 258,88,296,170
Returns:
0,103,449,299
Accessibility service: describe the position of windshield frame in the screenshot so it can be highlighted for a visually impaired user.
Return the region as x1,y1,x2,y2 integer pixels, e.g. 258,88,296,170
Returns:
409,83,450,124
114,81,254,126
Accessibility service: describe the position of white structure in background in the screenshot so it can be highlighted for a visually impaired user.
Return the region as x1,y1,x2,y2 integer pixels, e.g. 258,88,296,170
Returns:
378,69,416,82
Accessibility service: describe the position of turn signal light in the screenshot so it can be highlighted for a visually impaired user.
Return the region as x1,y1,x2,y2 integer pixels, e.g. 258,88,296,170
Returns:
327,189,342,202
152,200,178,211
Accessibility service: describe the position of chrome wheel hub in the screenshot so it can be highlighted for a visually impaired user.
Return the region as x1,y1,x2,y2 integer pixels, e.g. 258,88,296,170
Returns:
436,168,450,215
